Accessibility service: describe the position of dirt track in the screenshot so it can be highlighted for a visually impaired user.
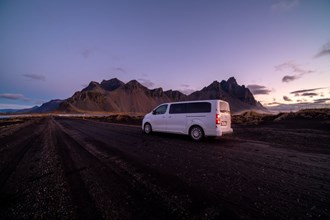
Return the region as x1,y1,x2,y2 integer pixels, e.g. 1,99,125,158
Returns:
0,117,329,219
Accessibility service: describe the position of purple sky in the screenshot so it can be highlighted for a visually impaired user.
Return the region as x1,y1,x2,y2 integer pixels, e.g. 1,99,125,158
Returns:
1,0,329,110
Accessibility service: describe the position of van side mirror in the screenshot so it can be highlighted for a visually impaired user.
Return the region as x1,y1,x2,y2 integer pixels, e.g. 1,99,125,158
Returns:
152,110,156,115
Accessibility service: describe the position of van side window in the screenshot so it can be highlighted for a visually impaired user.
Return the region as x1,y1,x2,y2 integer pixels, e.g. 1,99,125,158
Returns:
153,104,168,115
169,103,187,114
187,102,211,113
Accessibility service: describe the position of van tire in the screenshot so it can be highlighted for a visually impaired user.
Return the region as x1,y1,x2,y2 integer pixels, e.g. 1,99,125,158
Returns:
189,126,204,141
144,123,152,134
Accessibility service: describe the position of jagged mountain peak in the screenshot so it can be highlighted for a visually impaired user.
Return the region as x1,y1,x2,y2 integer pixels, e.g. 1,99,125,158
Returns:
127,79,139,85
148,87,165,98
227,77,238,85
220,77,257,106
151,87,163,93
164,90,187,101
100,78,124,91
101,77,121,83
124,80,147,90
202,80,221,91
82,81,102,92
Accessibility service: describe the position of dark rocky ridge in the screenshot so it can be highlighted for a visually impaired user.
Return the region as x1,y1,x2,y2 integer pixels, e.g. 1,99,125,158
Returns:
36,77,267,114
31,99,63,113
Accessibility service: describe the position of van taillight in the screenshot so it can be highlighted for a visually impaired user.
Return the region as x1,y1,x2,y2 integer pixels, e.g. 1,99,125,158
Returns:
216,114,220,124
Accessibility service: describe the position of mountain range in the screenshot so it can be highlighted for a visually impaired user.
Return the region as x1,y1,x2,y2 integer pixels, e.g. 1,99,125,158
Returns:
2,77,267,114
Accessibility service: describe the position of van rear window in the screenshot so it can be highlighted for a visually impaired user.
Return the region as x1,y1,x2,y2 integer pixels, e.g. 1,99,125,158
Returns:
169,102,211,114
220,102,230,112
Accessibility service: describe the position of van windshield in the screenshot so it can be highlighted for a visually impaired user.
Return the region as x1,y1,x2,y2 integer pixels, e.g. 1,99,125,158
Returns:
220,102,230,113
153,104,168,115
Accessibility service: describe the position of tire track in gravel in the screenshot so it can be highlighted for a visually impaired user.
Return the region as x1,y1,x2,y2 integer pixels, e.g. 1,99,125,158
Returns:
0,118,48,219
0,118,45,190
51,119,103,220
52,118,181,219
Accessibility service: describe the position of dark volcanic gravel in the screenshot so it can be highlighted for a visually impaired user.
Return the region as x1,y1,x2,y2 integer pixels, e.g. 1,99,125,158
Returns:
0,116,329,219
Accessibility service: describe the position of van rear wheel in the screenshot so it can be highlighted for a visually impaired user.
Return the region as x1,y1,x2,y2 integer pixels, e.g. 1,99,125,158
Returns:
190,126,204,141
144,123,152,134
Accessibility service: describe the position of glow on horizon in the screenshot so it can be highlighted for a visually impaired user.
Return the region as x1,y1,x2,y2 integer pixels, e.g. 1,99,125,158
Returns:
0,0,329,110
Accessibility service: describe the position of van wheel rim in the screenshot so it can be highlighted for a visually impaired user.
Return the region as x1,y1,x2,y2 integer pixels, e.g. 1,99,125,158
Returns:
192,128,202,139
145,124,151,133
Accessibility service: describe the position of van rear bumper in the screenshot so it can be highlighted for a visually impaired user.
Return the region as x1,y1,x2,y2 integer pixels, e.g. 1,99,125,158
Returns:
222,128,233,135
205,127,233,137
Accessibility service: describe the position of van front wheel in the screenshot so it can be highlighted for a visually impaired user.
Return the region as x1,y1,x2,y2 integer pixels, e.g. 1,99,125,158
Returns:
190,126,204,141
144,123,152,134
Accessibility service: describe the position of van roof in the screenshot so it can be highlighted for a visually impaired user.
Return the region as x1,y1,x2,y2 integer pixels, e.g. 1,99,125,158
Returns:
160,99,229,105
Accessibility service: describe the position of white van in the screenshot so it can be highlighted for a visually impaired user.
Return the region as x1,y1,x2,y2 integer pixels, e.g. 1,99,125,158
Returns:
142,100,233,141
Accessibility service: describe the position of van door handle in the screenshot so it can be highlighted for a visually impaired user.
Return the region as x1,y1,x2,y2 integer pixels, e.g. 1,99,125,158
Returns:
168,116,171,118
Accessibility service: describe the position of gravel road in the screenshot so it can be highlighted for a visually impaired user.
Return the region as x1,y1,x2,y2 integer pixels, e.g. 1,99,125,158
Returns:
0,116,329,219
